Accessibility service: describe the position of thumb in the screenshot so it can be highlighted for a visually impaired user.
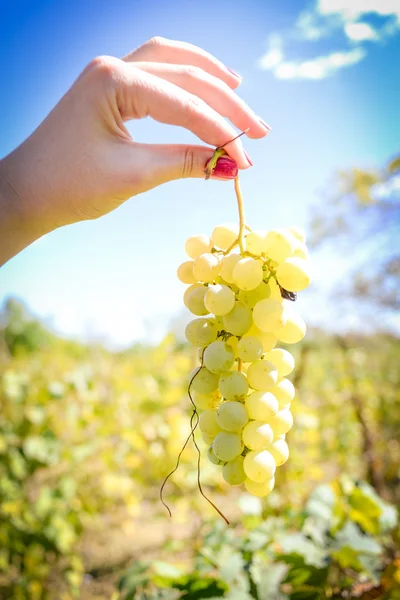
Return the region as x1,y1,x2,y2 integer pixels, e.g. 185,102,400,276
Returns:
130,142,239,192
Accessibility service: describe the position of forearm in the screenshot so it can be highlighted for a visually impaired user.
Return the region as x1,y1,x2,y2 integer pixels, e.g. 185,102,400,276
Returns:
0,151,49,266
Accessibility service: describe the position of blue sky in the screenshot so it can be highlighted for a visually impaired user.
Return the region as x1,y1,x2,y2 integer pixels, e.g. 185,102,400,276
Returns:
1,0,399,345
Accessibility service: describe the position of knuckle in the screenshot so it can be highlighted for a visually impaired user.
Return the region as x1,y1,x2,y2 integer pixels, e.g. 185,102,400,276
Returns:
146,35,167,48
182,65,204,79
182,147,197,179
86,55,121,81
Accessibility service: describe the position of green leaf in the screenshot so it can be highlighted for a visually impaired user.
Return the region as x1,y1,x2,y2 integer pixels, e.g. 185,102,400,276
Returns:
332,522,382,555
276,533,328,569
257,563,289,600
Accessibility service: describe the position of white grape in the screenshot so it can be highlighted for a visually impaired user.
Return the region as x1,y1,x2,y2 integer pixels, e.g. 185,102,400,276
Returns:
212,223,239,250
242,421,274,451
247,360,278,390
204,284,235,316
244,324,277,352
245,230,267,255
222,301,252,336
213,431,243,461
220,253,241,284
237,336,264,363
199,409,222,438
185,318,218,347
293,241,309,260
246,391,279,420
238,282,271,308
268,438,289,466
243,450,276,483
202,432,215,445
219,371,249,401
185,234,213,259
264,229,295,263
177,260,196,284
223,456,246,485
192,389,221,410
216,401,248,432
253,299,286,333
276,257,311,292
271,378,295,409
185,286,209,316
203,341,235,374
265,348,295,378
244,476,275,497
193,253,220,283
269,408,293,435
233,257,263,291
276,311,306,344
190,367,219,394
207,445,225,465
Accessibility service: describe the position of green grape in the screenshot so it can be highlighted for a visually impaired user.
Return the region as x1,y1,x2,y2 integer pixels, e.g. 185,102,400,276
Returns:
185,285,209,316
244,324,277,352
238,281,271,308
264,348,295,378
192,389,221,410
244,476,275,497
269,278,283,300
242,420,274,451
276,257,311,292
243,449,276,483
223,301,252,336
213,431,243,461
185,318,218,347
199,409,222,438
193,253,220,283
247,359,278,390
203,341,235,374
212,223,239,250
276,311,306,344
207,445,225,465
268,438,289,466
237,336,264,362
220,253,241,283
204,284,235,316
233,257,263,291
219,371,249,401
183,283,202,308
244,230,267,255
271,378,295,409
246,391,279,420
269,408,293,435
293,240,309,260
253,299,286,333
216,401,248,432
190,367,219,394
177,260,196,284
264,229,295,263
202,432,215,445
185,234,213,259
223,456,246,485
226,335,238,355
288,226,306,243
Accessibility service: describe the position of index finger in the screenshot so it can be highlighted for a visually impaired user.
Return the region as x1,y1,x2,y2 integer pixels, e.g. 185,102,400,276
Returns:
122,36,242,90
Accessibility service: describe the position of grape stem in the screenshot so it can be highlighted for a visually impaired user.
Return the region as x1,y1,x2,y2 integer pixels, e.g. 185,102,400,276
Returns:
234,176,246,254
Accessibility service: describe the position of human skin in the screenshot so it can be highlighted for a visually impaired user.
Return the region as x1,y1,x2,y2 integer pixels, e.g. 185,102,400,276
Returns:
0,36,271,266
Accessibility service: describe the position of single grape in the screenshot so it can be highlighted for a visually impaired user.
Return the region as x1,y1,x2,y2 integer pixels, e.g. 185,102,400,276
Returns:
190,367,219,394
253,299,286,333
204,284,235,316
202,432,215,445
207,445,225,465
192,389,221,410
237,336,264,363
220,253,241,284
213,431,243,461
223,455,246,485
269,408,293,435
265,348,295,378
244,476,275,497
244,324,277,352
203,341,235,374
185,286,209,316
219,371,249,401
271,378,295,409
247,359,278,390
212,223,239,250
276,311,306,344
177,260,196,284
185,234,213,259
238,282,271,308
264,229,295,263
185,318,218,347
183,283,202,308
216,401,248,432
246,391,279,420
199,409,222,438
233,257,263,291
223,301,252,336
245,230,267,255
243,449,276,483
268,438,289,466
276,257,311,292
242,420,274,451
193,253,220,283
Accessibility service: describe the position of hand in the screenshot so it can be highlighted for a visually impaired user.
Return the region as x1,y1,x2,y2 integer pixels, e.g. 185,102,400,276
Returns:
0,36,270,265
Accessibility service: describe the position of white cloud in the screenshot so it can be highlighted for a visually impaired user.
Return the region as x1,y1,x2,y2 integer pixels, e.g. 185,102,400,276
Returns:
258,0,400,80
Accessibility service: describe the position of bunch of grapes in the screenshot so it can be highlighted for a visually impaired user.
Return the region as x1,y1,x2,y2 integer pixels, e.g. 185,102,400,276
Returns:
178,223,311,498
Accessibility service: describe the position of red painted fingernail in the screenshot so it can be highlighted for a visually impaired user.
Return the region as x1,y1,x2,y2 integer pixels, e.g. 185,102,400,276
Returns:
227,67,242,80
258,117,271,131
244,150,253,167
209,156,238,179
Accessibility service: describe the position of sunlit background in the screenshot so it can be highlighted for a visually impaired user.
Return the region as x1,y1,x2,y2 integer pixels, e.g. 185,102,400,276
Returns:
0,1,399,599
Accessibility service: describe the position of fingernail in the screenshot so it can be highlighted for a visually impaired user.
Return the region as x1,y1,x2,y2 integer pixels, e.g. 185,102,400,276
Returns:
258,117,271,131
244,150,253,167
209,156,238,179
227,67,242,80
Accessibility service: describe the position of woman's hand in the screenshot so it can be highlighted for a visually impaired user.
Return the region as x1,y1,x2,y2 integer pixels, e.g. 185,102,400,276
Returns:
0,36,270,265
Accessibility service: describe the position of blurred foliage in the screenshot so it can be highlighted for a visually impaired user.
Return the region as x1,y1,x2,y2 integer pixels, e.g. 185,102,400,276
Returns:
310,153,400,309
0,300,399,599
